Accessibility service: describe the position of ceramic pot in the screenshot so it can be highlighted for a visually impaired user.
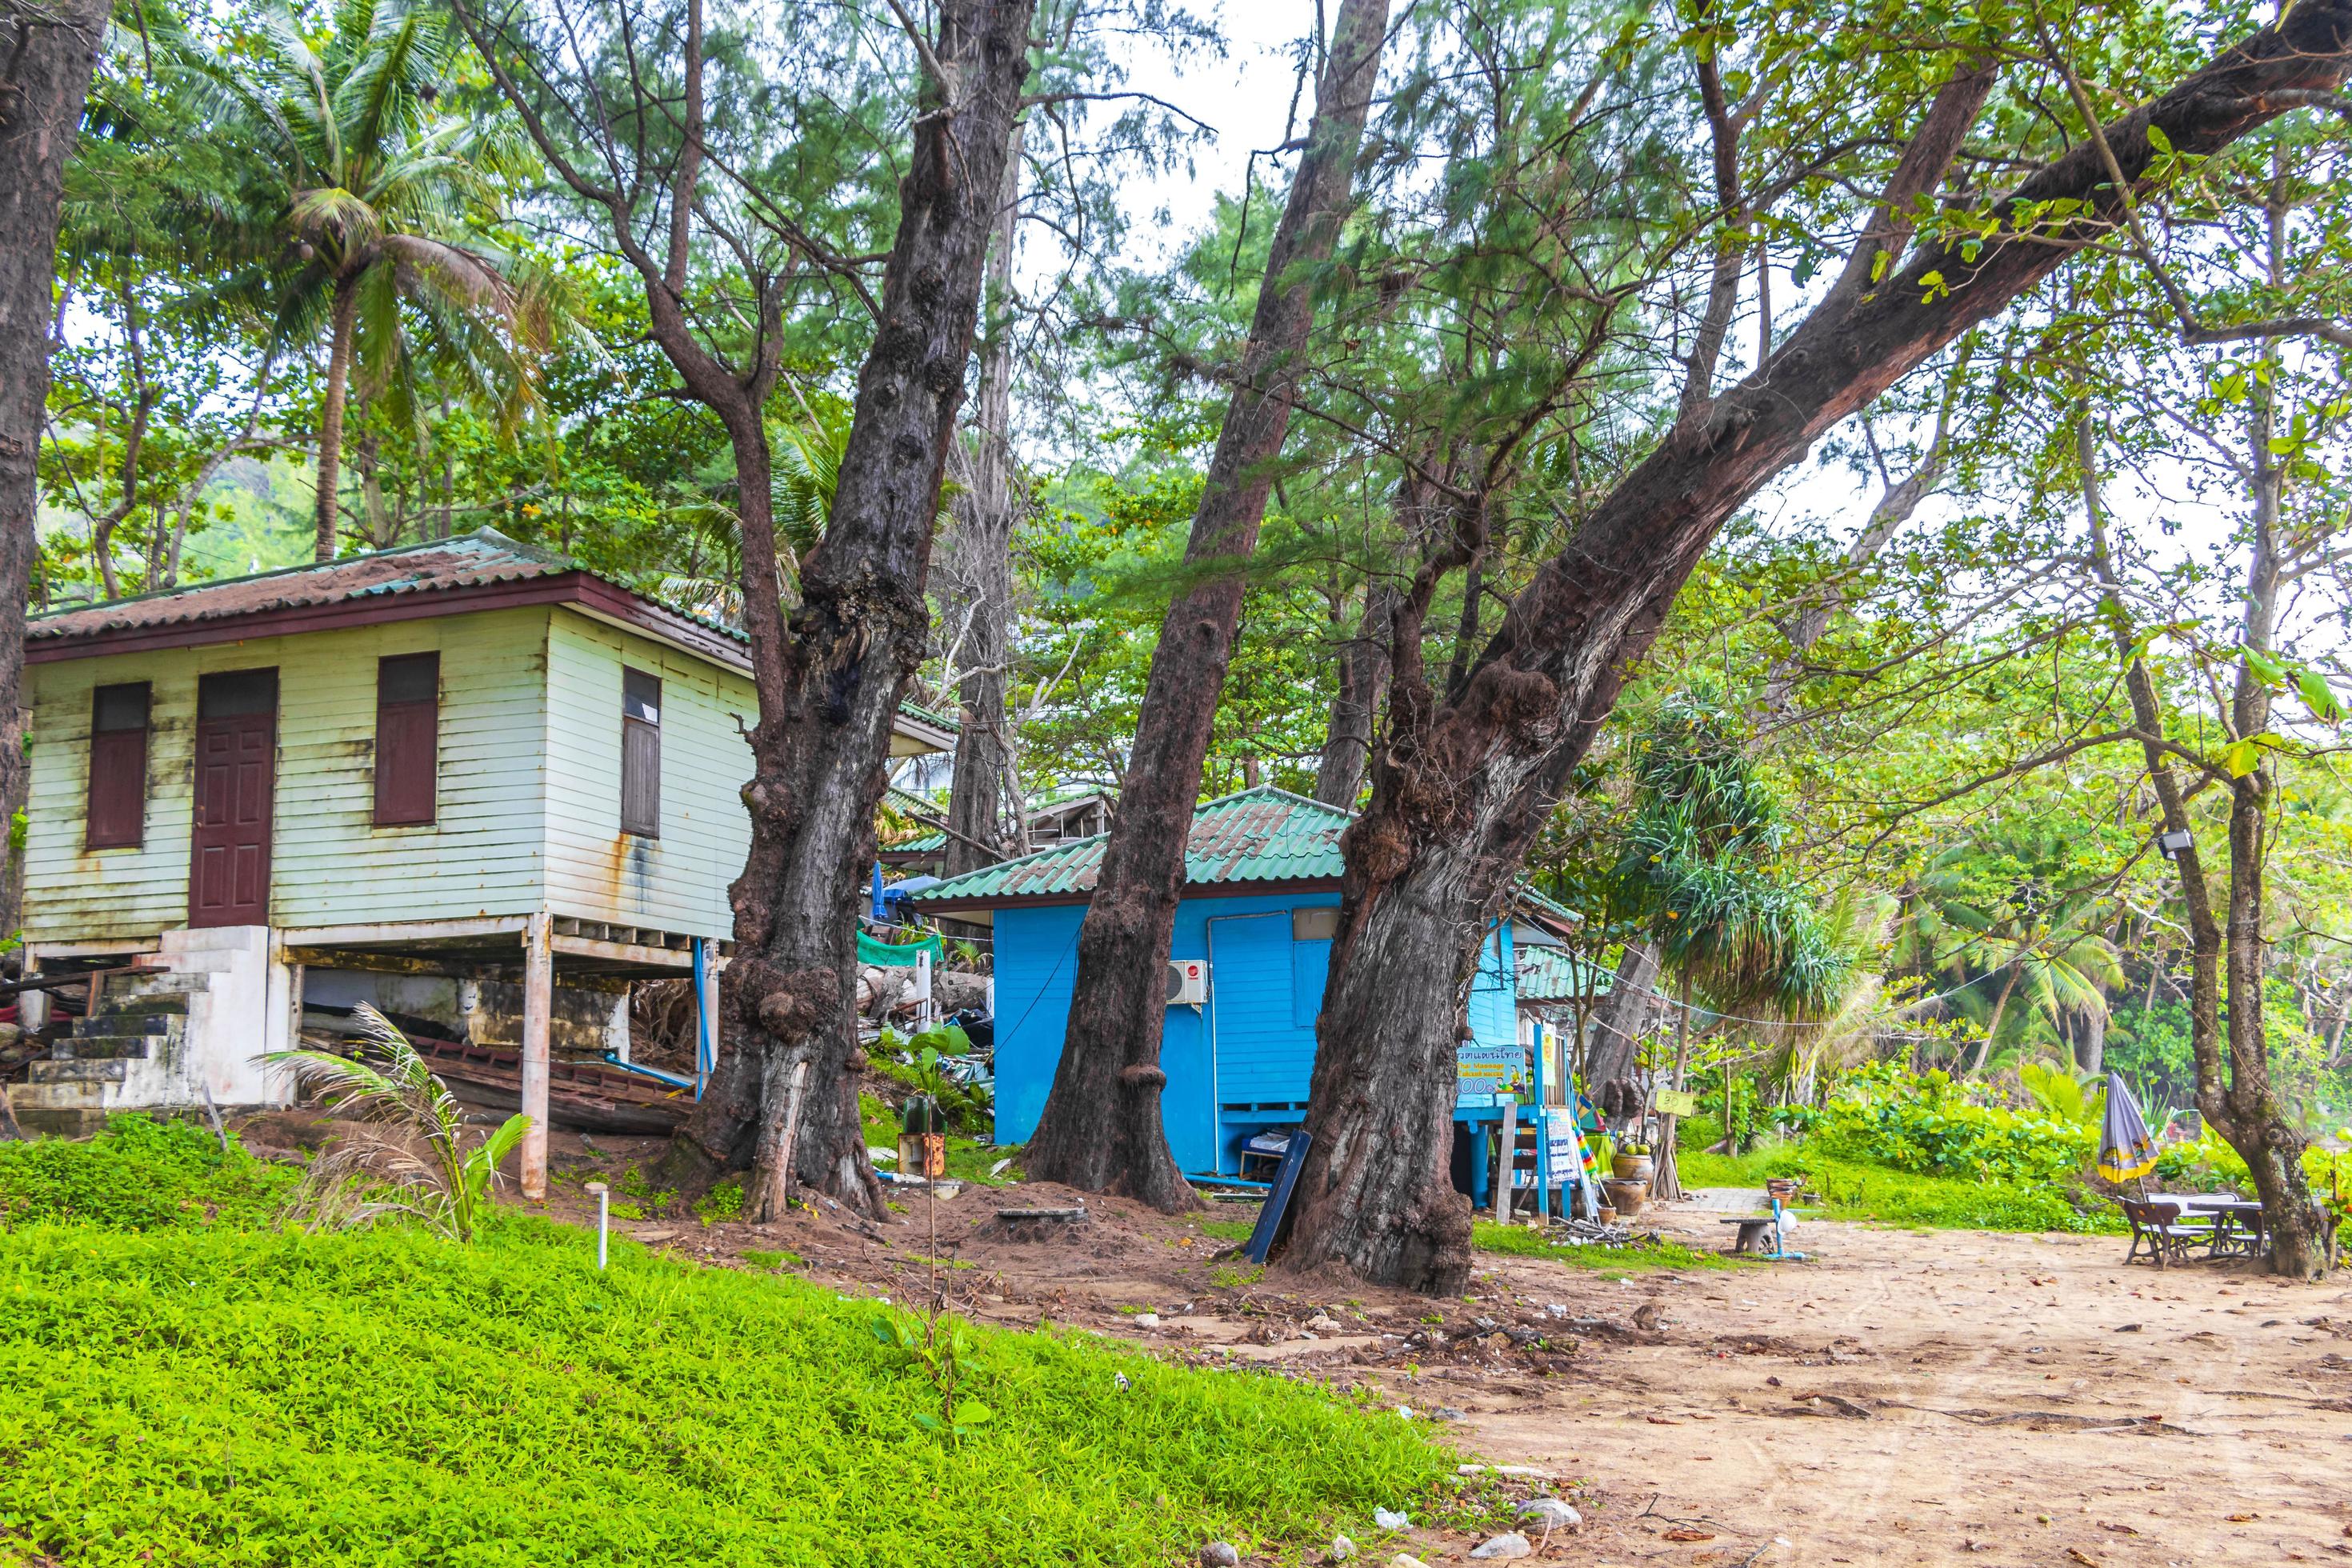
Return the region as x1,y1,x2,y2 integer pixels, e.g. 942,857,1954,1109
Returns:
1612,1154,1654,1183
1602,1178,1648,1218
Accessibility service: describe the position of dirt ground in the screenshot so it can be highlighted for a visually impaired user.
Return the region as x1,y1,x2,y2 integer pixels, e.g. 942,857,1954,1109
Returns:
240,1117,2352,1566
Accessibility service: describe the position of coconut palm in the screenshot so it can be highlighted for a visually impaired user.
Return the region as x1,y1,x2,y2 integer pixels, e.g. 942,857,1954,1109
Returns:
267,1002,529,1242
1890,846,2123,1073
210,0,548,561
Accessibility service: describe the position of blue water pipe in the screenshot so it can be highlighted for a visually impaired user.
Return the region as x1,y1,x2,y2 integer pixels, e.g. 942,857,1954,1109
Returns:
691,938,714,1101
600,1053,696,1091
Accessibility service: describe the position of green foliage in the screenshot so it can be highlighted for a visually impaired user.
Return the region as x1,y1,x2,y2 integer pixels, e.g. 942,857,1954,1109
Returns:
738,1247,802,1270
0,1116,290,1231
0,1222,1458,1564
1807,1063,2095,1187
694,1180,745,1224
870,1038,991,1137
1610,689,1854,1018
2016,1062,2096,1126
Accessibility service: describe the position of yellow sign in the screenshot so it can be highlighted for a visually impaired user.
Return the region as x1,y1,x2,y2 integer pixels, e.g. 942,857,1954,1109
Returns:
1654,1090,1698,1118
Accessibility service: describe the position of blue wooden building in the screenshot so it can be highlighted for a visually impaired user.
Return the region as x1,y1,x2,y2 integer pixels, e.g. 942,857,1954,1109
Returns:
908,786,1578,1178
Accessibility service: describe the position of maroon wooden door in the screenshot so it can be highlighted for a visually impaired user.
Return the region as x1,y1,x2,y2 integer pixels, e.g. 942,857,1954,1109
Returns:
188,670,278,927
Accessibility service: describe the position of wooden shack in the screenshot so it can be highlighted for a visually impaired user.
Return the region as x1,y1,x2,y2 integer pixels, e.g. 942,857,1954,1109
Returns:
16,529,953,1187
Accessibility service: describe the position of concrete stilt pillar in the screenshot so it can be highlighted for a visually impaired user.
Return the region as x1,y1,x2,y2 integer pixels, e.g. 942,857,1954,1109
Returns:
520,912,553,1199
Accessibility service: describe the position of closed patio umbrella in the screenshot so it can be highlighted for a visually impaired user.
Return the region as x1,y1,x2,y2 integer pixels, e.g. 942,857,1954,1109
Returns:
2097,1071,2160,1186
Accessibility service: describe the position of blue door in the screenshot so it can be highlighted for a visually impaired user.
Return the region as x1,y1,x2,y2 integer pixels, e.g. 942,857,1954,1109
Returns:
1205,911,1303,1171
1158,985,1217,1174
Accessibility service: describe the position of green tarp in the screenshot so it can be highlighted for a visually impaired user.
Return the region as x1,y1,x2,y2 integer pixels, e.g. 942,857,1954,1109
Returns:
858,930,944,967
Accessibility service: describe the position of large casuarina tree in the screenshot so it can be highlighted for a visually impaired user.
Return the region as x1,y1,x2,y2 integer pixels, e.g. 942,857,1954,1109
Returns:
1278,0,2352,1291
1,0,110,918
1020,0,1392,1210
457,0,1035,1217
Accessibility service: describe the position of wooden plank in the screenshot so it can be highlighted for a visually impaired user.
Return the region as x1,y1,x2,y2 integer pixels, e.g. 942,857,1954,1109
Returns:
1244,1131,1313,1265
550,932,697,972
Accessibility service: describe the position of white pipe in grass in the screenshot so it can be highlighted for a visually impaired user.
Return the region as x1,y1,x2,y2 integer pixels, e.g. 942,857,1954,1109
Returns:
586,1181,610,1270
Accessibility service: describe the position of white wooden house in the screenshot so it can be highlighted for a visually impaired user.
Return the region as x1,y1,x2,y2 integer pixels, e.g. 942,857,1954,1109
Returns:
14,529,953,1185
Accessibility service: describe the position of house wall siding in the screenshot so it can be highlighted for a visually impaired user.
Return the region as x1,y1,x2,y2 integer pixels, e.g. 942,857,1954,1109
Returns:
542,609,750,939
986,889,1533,1176
25,610,554,942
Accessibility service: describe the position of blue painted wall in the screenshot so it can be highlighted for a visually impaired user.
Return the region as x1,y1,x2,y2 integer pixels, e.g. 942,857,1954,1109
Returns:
990,889,1520,1174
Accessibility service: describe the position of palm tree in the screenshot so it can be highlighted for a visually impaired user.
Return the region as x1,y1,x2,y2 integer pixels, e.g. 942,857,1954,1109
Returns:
1890,846,2122,1072
1607,690,1858,1196
212,0,547,561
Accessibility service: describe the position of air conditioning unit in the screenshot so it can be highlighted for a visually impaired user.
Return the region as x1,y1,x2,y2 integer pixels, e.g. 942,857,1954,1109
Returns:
1166,958,1209,1006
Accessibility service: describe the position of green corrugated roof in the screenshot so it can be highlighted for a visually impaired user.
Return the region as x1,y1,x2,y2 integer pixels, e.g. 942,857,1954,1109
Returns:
1516,946,1612,1003
910,785,1348,907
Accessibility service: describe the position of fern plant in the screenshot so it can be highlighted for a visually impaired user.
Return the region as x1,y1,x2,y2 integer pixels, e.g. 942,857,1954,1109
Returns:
267,1003,530,1242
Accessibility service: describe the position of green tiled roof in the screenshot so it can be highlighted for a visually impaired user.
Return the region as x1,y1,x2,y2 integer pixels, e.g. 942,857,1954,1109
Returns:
910,785,1348,907
1516,946,1613,1003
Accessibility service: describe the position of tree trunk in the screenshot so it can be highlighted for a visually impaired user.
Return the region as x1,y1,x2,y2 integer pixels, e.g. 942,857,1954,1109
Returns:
2081,412,2329,1278
1280,8,2352,1291
314,276,361,562
1583,940,1660,1094
2076,1006,2106,1078
670,0,1036,1218
941,120,1027,876
1022,0,1390,1209
1313,584,1394,807
1973,960,2022,1074
1,0,106,939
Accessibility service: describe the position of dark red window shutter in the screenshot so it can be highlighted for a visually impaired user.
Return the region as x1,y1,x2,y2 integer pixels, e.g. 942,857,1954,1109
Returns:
87,682,150,850
620,666,661,837
374,652,439,826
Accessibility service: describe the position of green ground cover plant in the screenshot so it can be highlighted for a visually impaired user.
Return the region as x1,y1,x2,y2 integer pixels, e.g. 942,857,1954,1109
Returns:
0,1116,290,1230
0,1127,1460,1566
1467,1220,1744,1270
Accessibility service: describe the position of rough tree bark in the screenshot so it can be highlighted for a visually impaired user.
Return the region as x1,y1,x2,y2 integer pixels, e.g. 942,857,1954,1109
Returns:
686,2,1035,1220
1313,582,1395,807
1,0,108,941
1278,7,2352,1291
941,120,1028,875
459,0,1036,1217
1021,0,1390,1209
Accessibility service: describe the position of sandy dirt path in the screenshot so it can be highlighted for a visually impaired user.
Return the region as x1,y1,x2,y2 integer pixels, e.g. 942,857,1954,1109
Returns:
1438,1201,2352,1567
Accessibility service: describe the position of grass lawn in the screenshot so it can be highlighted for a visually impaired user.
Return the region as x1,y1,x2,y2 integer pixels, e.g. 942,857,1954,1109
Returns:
1466,1220,1745,1270
1677,1146,2122,1234
0,1124,1462,1566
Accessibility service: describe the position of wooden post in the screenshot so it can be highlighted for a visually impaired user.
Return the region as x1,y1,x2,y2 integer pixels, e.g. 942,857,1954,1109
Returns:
520,912,553,1200
1495,1097,1518,1223
751,1058,810,1223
